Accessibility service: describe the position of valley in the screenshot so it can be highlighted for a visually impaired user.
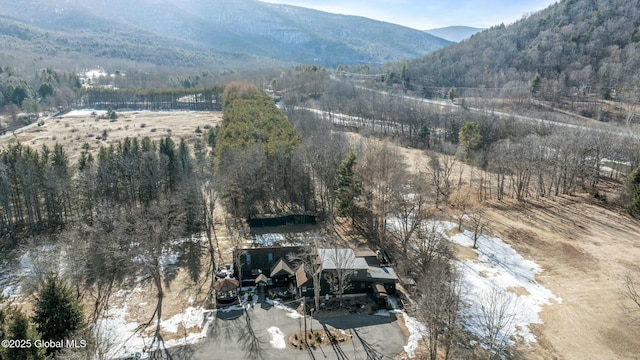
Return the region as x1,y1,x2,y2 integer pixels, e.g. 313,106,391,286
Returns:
3,107,638,359
1,0,640,359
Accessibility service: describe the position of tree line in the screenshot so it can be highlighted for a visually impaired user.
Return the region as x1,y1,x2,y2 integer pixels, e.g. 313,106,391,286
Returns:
81,86,224,111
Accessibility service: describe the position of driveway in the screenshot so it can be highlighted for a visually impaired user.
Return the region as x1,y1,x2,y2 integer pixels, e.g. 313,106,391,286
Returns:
193,301,406,360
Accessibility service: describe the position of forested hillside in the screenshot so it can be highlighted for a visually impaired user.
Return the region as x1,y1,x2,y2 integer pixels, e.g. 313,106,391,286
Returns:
0,0,451,69
406,0,640,103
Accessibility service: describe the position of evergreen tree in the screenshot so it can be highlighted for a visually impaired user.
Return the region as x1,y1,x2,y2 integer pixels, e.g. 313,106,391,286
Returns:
626,168,640,218
7,310,48,360
32,273,84,354
335,151,361,217
458,121,482,160
447,86,457,101
531,74,541,95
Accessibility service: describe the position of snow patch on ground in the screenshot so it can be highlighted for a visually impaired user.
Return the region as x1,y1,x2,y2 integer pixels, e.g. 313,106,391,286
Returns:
249,233,285,246
65,109,107,117
401,312,428,358
439,221,560,346
386,296,426,359
95,306,148,359
95,305,211,359
1,245,61,298
267,327,286,349
266,299,304,319
163,307,205,333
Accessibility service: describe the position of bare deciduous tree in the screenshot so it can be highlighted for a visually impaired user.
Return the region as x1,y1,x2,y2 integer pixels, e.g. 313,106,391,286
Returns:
416,260,462,360
390,176,428,256
425,152,456,209
321,247,356,307
448,187,479,231
358,139,406,247
468,207,487,249
623,273,640,326
478,287,518,360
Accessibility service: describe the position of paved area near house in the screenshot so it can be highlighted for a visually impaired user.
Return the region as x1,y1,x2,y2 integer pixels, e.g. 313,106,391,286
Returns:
193,301,406,360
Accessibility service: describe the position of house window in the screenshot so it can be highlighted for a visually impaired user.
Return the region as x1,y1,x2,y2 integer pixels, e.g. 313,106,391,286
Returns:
268,253,273,262
246,254,251,264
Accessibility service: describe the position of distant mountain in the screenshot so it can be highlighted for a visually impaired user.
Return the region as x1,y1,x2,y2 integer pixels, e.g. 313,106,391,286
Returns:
407,0,640,96
0,0,452,69
424,26,484,42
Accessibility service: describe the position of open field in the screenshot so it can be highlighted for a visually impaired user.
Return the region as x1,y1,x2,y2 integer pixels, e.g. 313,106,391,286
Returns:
0,110,223,162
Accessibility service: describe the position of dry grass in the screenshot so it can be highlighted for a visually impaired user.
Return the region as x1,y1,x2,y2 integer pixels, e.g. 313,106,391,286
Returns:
347,131,640,359
0,111,223,163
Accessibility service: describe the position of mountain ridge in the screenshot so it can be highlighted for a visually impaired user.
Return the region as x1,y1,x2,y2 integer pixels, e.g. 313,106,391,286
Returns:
424,26,484,42
0,0,452,69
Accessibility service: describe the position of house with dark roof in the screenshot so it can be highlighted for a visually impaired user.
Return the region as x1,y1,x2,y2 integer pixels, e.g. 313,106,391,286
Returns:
233,246,302,286
234,245,398,302
296,248,398,301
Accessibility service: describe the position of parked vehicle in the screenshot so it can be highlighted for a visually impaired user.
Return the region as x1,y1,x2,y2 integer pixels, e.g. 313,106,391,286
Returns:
216,264,234,279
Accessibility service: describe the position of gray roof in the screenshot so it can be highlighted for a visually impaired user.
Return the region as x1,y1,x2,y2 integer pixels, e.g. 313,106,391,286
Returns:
318,248,368,270
318,248,397,282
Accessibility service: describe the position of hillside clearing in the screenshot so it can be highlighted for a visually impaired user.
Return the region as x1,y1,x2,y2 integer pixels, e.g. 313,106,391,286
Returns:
0,110,223,162
364,132,640,359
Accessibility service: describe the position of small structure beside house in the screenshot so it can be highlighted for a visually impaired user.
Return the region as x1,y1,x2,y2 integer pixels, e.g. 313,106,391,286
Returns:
214,278,240,308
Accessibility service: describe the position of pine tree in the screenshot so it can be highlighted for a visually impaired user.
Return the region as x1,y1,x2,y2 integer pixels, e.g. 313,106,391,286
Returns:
335,151,360,217
7,310,48,360
626,168,640,218
458,121,482,160
32,273,84,354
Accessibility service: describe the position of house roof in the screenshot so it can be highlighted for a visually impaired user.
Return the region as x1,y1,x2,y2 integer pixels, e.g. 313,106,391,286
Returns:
354,249,377,257
255,273,268,284
270,258,295,277
318,248,368,270
373,283,388,298
319,248,398,282
295,264,309,287
365,266,398,282
214,278,239,292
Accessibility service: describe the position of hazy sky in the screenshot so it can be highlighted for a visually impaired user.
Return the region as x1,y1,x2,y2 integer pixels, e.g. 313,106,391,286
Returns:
259,0,558,29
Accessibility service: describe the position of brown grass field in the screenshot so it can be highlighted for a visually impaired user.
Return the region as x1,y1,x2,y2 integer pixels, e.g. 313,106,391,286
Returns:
0,110,223,162
381,134,640,360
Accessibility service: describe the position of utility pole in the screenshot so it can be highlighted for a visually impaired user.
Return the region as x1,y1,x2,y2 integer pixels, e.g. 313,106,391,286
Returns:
302,296,307,346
